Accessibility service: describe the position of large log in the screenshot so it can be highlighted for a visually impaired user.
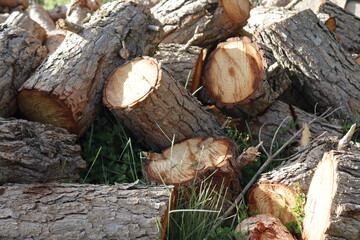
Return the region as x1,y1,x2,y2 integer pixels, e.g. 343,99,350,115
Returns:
303,150,360,240
103,56,223,151
254,10,360,120
18,1,160,136
0,118,86,184
0,24,46,117
0,183,173,240
151,0,251,47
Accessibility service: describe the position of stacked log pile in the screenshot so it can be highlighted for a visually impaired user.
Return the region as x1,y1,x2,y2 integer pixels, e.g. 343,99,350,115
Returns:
0,0,359,239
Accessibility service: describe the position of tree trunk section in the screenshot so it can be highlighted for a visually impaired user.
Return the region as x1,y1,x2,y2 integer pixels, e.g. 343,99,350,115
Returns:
151,0,250,47
199,37,291,117
4,11,46,42
0,25,46,117
153,43,201,89
303,150,360,240
254,10,360,120
18,1,160,137
29,4,56,33
0,183,173,240
0,118,86,184
235,214,295,240
103,56,224,151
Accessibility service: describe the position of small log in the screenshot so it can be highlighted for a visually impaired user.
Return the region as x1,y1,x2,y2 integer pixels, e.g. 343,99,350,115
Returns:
151,0,251,47
18,1,160,136
0,183,173,240
143,137,240,198
153,43,202,89
0,24,46,117
199,37,291,117
103,57,223,151
66,0,91,25
29,4,56,33
303,150,360,240
3,11,46,43
0,0,28,9
48,4,69,22
235,214,295,240
0,118,86,184
254,10,360,119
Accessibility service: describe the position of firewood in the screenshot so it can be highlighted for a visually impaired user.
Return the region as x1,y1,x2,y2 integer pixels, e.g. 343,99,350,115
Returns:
0,13,8,23
0,183,173,240
0,25,46,117
153,43,202,89
303,150,360,240
0,0,28,9
143,137,240,198
199,37,291,117
66,0,101,25
44,30,67,55
151,0,251,47
48,4,69,22
235,214,295,240
29,4,56,33
18,1,160,137
0,118,86,184
254,9,360,120
103,56,224,151
4,11,46,43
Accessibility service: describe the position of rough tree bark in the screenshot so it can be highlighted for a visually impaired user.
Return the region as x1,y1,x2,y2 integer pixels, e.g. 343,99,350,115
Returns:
0,183,173,240
0,24,46,117
103,57,223,151
303,150,360,240
0,118,86,184
254,10,360,120
151,0,251,47
18,1,160,136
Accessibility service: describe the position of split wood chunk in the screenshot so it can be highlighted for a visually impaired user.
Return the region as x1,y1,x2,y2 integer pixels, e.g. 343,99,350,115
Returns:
29,4,56,33
254,10,360,119
200,37,292,117
0,25,46,117
48,4,69,22
0,183,173,240
0,118,86,184
18,1,160,136
153,43,202,89
103,57,223,151
0,0,28,9
143,137,240,196
303,150,360,240
235,214,295,240
4,11,46,43
151,0,251,47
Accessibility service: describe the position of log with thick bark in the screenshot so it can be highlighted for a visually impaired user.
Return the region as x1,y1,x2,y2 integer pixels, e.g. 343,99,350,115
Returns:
18,1,160,136
143,137,240,198
0,183,173,240
151,0,251,47
0,118,86,184
235,214,295,240
103,57,223,151
199,37,291,117
254,10,360,120
4,11,46,43
249,100,343,150
303,150,360,240
318,1,360,54
0,24,46,117
153,43,202,89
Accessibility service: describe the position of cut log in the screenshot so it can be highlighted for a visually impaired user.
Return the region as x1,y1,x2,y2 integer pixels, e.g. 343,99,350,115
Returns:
303,150,360,240
45,30,67,55
318,1,360,54
153,43,202,89
66,0,92,25
151,0,251,47
249,100,343,150
199,37,291,117
235,214,295,240
143,137,240,198
0,183,173,240
247,137,347,225
0,0,28,9
254,10,360,120
48,4,69,22
0,118,86,184
103,56,223,151
18,1,160,136
3,11,46,43
0,24,46,117
29,4,56,33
